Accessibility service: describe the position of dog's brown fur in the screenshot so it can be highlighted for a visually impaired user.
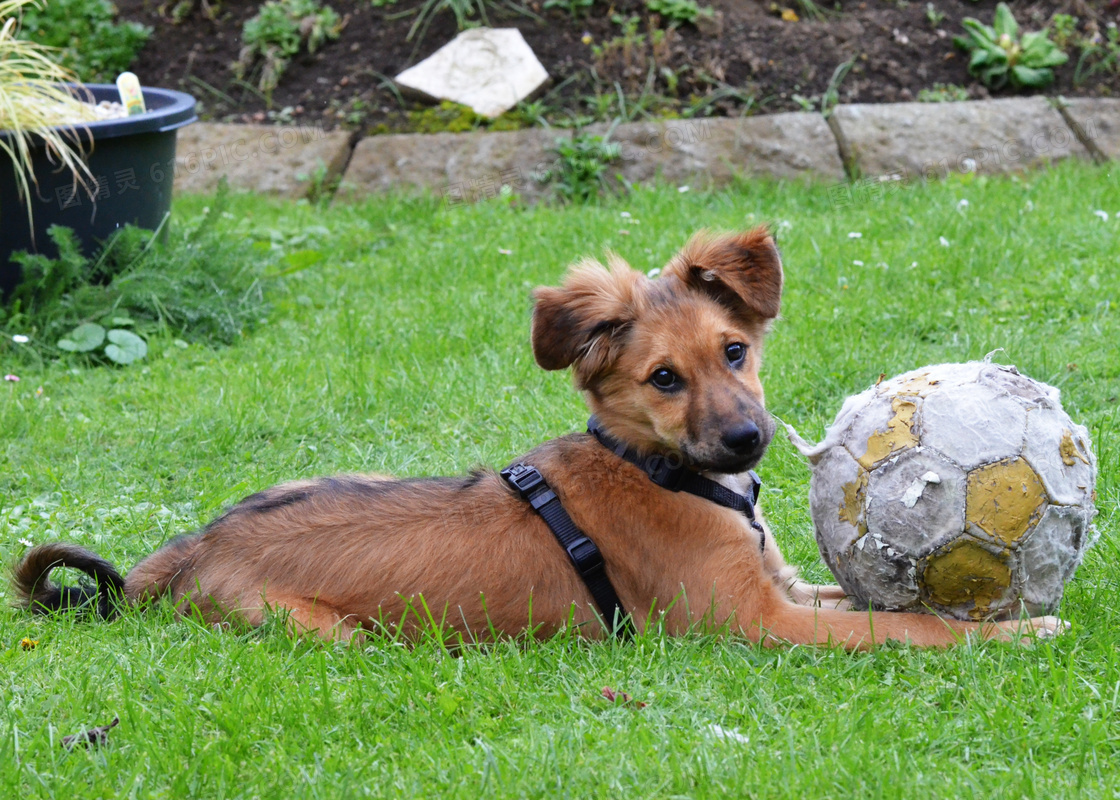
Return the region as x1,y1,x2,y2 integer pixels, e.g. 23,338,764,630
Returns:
13,228,1064,648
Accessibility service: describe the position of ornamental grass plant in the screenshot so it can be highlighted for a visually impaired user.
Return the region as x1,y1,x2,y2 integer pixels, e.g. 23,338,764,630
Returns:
0,0,96,234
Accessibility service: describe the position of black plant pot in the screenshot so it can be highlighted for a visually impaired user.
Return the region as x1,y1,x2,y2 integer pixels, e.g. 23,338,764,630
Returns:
0,84,197,299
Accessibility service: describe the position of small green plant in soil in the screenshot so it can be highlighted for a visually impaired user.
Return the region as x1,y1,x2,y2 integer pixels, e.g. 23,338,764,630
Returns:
234,0,342,99
644,0,713,27
819,58,853,117
161,0,221,25
17,0,150,83
679,81,756,119
790,93,817,112
918,82,970,102
924,2,945,28
954,2,1068,90
592,14,676,95
1,190,276,366
1050,13,1077,50
788,59,850,117
542,131,622,203
402,0,544,50
1075,23,1120,83
579,80,680,125
543,0,593,19
407,0,493,43
514,98,551,127
793,0,825,22
162,0,220,23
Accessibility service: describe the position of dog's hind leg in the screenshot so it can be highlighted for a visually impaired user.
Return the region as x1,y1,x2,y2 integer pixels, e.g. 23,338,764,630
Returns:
125,534,201,605
258,593,363,642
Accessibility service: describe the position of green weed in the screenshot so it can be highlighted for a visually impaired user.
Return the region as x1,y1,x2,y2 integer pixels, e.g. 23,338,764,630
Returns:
234,0,342,100
543,0,593,19
1075,22,1120,83
793,0,826,22
792,58,853,117
924,2,944,28
1050,12,1077,50
918,82,970,102
161,0,221,24
591,13,676,98
644,0,713,27
400,0,541,53
543,130,622,202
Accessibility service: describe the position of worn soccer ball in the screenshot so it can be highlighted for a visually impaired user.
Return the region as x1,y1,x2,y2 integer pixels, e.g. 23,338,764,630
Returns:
788,361,1098,620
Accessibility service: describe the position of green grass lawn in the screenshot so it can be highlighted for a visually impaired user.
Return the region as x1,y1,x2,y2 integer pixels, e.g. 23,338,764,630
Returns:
2,162,1118,798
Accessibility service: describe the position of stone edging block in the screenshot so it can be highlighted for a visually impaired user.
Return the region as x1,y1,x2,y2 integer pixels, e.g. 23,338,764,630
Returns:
831,98,1091,180
1060,98,1120,161
173,122,354,198
589,113,844,186
336,128,562,203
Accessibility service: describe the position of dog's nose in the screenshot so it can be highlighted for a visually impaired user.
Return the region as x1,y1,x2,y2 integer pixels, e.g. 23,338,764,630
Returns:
721,422,761,454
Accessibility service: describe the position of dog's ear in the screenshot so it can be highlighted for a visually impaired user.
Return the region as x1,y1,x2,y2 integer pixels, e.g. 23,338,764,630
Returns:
663,227,783,323
532,256,642,382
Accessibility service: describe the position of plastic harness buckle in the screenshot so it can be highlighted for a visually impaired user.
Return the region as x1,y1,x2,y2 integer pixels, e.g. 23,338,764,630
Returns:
501,462,631,638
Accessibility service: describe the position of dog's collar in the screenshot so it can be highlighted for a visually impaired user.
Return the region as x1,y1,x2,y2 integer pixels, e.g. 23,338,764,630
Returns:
586,415,767,546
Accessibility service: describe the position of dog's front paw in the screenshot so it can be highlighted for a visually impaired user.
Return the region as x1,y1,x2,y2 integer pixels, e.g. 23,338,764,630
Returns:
786,580,853,610
994,615,1070,643
1028,615,1070,639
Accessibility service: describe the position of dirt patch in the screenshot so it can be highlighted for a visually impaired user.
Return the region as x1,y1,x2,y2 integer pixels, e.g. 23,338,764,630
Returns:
116,0,1120,134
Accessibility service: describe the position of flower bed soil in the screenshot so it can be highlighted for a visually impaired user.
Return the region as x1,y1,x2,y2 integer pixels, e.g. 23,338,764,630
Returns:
115,0,1120,134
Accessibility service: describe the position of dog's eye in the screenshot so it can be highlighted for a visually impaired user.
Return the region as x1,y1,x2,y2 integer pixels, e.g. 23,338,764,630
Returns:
649,368,680,391
726,342,747,366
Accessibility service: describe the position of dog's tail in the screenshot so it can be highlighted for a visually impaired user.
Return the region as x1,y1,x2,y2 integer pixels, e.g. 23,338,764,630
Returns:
12,543,126,619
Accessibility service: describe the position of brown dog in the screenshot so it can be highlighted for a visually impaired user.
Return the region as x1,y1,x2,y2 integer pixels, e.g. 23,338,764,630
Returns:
13,228,1065,648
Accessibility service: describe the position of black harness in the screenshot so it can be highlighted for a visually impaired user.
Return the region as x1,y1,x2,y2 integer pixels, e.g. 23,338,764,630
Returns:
500,416,766,638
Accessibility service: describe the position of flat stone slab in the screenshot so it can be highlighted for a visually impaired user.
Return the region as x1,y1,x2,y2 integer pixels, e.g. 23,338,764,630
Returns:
337,128,563,204
596,114,844,185
832,98,1089,180
173,122,353,198
395,28,549,119
1060,98,1120,161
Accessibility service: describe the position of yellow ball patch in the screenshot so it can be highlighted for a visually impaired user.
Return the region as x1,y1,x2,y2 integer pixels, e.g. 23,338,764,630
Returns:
923,540,1013,619
966,457,1047,545
855,396,919,470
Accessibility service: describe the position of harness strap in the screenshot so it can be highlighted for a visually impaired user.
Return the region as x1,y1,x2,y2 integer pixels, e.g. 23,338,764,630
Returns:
500,463,633,638
587,415,767,551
